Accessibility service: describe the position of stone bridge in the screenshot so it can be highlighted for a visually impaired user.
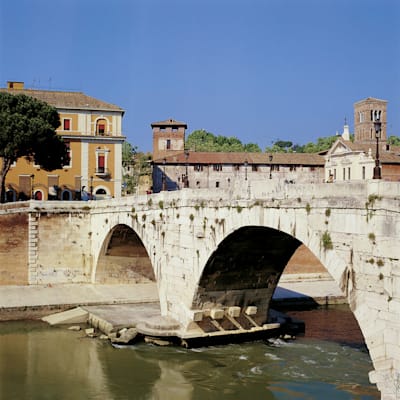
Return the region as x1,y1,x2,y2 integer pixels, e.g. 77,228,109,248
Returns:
1,180,400,399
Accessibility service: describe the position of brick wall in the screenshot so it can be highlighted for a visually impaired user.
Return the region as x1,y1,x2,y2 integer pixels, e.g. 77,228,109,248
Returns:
0,213,29,285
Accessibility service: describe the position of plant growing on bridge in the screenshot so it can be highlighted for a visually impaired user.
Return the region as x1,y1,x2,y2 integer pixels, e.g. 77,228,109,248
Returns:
147,198,152,207
321,231,333,250
325,208,331,217
305,203,311,215
368,232,376,244
189,214,194,222
236,205,243,213
141,214,146,222
0,92,70,203
151,219,156,227
365,194,382,221
158,200,164,209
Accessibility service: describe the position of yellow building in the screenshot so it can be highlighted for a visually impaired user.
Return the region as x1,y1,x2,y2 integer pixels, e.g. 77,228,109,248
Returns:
1,81,125,201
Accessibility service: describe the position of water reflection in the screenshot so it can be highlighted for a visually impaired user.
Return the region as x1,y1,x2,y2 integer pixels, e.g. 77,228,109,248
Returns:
0,322,112,400
0,308,380,400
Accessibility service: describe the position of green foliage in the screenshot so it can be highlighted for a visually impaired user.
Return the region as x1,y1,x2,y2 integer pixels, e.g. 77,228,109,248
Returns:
305,203,311,215
388,135,400,146
186,129,261,152
325,208,331,217
158,200,164,209
321,231,333,250
265,135,338,153
122,143,152,195
0,92,69,202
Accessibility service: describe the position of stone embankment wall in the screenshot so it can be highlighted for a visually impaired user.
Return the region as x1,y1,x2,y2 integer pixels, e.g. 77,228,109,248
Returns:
0,202,93,286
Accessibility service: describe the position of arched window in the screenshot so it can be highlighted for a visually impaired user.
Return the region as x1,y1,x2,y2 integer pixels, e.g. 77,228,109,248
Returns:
61,190,72,201
6,188,16,202
96,118,108,135
34,190,43,200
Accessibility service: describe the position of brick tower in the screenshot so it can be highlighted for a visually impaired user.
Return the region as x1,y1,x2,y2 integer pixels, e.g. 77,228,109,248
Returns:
354,98,387,144
151,118,187,160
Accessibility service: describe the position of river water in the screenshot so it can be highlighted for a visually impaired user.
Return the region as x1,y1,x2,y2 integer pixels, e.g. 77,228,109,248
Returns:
0,306,379,400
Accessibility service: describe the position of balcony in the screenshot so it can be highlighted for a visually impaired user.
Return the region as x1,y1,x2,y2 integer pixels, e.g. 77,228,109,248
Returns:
95,168,111,178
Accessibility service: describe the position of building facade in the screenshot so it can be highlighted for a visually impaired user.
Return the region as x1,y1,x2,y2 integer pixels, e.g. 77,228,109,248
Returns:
354,97,387,144
325,99,400,182
151,118,325,192
1,81,125,201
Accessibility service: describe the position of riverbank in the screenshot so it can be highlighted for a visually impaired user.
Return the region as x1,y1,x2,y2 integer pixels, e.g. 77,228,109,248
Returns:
0,278,345,321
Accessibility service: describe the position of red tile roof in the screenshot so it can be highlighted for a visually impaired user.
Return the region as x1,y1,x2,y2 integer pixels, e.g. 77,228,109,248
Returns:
151,118,187,128
0,88,124,113
154,151,325,166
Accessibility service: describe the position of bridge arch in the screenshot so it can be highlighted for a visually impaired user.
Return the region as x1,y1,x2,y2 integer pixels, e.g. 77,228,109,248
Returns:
192,226,302,325
95,223,155,284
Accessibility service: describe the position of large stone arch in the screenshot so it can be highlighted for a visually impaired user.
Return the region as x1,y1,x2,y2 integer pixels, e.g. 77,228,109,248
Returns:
192,226,302,325
95,223,155,284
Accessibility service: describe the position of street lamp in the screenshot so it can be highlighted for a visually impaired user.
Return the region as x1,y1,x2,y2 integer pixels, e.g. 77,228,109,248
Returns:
30,174,34,199
244,159,248,181
90,175,93,199
373,119,382,179
269,154,273,179
162,158,167,191
184,150,189,188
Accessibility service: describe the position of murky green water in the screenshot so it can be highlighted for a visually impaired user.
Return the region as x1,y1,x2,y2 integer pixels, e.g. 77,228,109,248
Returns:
0,308,379,400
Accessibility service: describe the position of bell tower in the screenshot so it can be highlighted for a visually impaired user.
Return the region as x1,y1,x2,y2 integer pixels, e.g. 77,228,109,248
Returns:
354,98,387,144
151,118,187,160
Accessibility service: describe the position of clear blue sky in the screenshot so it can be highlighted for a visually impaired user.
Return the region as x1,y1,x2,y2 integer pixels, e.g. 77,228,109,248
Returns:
1,0,399,152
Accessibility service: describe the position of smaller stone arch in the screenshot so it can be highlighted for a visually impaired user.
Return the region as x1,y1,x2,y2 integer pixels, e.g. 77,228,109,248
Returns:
95,224,155,284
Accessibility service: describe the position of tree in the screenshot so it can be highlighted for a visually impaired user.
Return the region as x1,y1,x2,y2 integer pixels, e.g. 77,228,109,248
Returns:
122,142,152,194
186,129,261,152
265,135,339,153
0,92,69,203
388,135,400,146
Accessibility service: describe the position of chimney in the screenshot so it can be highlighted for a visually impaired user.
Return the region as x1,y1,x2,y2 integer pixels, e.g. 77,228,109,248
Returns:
7,81,24,90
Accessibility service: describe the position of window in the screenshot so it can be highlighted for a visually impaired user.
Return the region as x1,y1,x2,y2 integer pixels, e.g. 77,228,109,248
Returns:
348,167,351,180
97,154,105,173
216,181,220,188
252,165,258,172
63,119,71,131
166,139,171,150
234,164,240,171
95,148,110,176
343,168,346,180
289,165,297,171
362,166,366,180
213,164,222,171
194,165,203,172
96,119,107,135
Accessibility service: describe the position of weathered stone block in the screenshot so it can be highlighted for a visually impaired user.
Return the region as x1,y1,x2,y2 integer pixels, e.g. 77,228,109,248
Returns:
245,306,257,316
227,306,241,318
210,308,224,320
